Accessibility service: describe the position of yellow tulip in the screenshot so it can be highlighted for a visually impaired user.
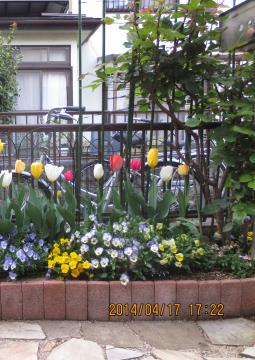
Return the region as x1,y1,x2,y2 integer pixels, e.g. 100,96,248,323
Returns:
147,148,158,169
177,164,189,176
0,140,5,154
30,162,44,179
15,159,26,174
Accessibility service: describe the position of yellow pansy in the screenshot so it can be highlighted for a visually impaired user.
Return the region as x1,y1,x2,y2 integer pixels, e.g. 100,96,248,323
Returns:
160,258,169,265
71,269,80,278
30,161,44,179
53,247,60,256
156,223,163,231
69,260,78,270
197,248,205,256
55,256,65,264
61,264,69,274
175,261,183,268
170,245,177,254
159,244,165,251
175,253,184,262
48,260,55,269
194,239,200,247
78,263,84,273
147,148,158,169
83,261,91,270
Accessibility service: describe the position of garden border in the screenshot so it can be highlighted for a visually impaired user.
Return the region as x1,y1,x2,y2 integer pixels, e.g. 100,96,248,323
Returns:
0,278,254,321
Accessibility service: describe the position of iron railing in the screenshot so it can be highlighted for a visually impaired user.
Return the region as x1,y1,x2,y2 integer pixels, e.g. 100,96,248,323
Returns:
0,111,221,217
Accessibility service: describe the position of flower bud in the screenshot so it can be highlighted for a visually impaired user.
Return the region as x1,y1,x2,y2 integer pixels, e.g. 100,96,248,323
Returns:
147,148,158,169
93,163,104,180
177,164,189,176
15,159,26,174
160,165,173,182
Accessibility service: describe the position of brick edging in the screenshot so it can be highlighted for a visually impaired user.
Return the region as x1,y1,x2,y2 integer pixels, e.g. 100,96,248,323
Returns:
0,278,254,320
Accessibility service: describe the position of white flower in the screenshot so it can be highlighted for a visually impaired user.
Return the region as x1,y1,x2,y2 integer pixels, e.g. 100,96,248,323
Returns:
45,164,64,182
74,231,80,238
100,257,109,268
113,223,122,232
103,239,111,247
112,238,121,247
124,247,132,256
95,247,104,256
160,165,174,183
93,163,104,180
89,214,97,222
80,244,89,253
81,234,90,243
120,273,129,286
111,250,118,258
130,254,138,263
91,237,98,245
150,244,159,253
91,259,99,268
0,170,12,188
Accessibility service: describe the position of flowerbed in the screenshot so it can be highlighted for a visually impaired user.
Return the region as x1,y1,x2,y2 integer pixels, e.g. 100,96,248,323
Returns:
0,278,255,321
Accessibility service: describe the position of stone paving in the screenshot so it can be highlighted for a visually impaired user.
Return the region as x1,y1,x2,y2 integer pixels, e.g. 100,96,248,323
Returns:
0,318,255,359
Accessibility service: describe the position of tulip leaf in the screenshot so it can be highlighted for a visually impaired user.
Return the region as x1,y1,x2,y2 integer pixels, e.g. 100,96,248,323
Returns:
26,203,42,231
64,181,76,213
148,178,157,211
112,189,122,210
56,205,75,230
0,219,14,234
11,201,24,231
157,191,176,219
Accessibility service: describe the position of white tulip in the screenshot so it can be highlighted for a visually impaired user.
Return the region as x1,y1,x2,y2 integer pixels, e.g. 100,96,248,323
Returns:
93,163,104,180
160,165,174,183
0,170,12,188
45,164,64,183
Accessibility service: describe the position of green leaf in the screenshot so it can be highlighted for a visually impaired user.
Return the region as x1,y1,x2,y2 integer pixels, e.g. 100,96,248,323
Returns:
0,219,14,234
248,181,255,189
11,201,24,231
148,178,157,211
157,191,176,219
203,199,229,215
186,117,201,127
223,222,233,232
249,154,255,163
232,125,255,137
26,203,42,231
240,174,253,183
56,205,76,230
104,17,114,25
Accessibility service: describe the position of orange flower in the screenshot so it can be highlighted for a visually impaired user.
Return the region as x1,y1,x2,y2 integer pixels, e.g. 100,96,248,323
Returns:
109,154,124,172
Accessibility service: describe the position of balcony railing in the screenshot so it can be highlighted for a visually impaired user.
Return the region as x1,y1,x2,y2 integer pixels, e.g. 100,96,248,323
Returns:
106,0,176,12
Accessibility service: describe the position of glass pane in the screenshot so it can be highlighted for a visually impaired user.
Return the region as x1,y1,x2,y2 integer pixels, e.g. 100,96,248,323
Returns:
42,72,67,110
20,47,47,63
49,48,68,62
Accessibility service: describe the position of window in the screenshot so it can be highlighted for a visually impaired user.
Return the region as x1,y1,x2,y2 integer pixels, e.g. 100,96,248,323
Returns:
16,46,72,124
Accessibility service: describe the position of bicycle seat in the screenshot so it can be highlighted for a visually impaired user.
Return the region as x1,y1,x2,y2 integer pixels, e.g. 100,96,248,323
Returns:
112,131,146,147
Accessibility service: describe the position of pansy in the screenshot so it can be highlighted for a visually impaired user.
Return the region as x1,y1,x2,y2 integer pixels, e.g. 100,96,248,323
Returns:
95,247,104,256
33,252,40,261
9,271,17,280
120,273,129,286
111,250,118,259
150,244,159,253
112,238,121,247
23,244,30,253
91,259,99,268
89,214,97,222
124,247,133,256
43,245,49,253
74,231,80,238
103,232,112,242
16,249,27,263
10,260,16,270
100,257,109,268
0,241,8,250
130,254,138,263
38,239,44,247
9,245,17,253
27,249,34,258
117,250,125,260
91,237,98,245
80,244,90,253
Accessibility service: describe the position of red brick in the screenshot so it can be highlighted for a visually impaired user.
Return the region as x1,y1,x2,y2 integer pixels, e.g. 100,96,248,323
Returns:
176,280,198,320
87,281,109,321
44,280,65,320
221,279,241,318
1,282,22,320
22,280,44,320
131,281,154,320
154,281,176,320
241,278,255,316
199,280,221,320
66,281,87,320
110,281,131,321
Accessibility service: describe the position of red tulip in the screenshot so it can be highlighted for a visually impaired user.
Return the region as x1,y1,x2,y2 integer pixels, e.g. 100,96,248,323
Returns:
64,170,74,182
130,159,142,171
110,154,124,172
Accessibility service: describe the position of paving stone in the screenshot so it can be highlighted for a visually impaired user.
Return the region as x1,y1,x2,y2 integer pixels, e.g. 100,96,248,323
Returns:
128,321,207,350
198,318,255,346
39,320,81,340
81,321,143,347
206,358,243,360
47,338,104,360
0,341,39,360
152,349,203,360
241,347,255,358
106,347,144,360
0,321,45,339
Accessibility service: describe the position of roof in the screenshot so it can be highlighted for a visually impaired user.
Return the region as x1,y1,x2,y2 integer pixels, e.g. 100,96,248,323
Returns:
0,15,102,30
0,0,69,17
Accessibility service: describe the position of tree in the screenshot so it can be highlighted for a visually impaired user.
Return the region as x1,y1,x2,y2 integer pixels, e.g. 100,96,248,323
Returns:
0,24,20,115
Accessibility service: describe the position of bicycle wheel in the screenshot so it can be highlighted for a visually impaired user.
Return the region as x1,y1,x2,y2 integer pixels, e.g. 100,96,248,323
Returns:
12,171,52,200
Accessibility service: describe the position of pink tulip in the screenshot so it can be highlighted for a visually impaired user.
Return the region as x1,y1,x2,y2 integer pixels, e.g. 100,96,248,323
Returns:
130,159,142,171
64,170,74,182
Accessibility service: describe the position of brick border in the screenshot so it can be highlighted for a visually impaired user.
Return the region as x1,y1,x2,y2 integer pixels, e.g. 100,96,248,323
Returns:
0,278,253,320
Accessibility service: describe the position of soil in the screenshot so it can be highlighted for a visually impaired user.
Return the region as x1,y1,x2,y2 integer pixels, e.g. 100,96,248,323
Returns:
162,270,239,281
